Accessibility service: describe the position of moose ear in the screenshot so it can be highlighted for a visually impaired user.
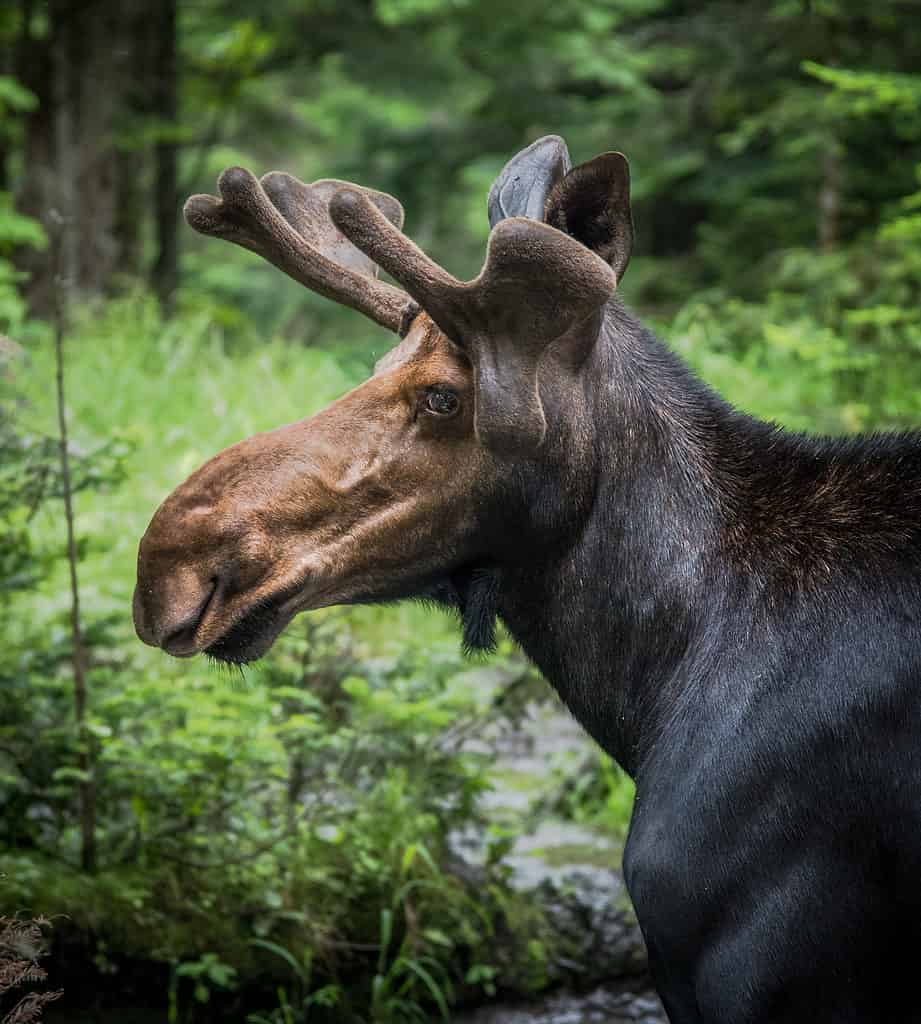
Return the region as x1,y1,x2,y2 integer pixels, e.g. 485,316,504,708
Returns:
488,135,572,227
544,152,633,283
464,218,616,453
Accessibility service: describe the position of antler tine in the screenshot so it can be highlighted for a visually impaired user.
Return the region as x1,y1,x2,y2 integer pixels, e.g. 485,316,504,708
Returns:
184,167,409,333
329,188,469,338
329,186,616,347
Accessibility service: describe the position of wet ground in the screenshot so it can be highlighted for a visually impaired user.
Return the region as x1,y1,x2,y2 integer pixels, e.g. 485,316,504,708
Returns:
454,982,666,1024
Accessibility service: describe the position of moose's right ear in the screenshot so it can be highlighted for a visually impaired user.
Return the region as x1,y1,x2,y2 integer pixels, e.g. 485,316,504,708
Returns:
545,153,634,283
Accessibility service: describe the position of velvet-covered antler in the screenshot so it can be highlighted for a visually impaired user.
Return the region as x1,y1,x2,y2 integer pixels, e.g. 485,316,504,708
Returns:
330,189,617,452
184,142,630,453
184,167,409,332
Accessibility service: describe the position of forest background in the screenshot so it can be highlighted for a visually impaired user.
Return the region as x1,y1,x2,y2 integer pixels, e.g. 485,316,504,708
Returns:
1,1,920,1021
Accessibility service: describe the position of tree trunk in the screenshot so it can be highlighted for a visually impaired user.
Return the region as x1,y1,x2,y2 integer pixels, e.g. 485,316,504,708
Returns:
151,0,179,315
818,141,841,252
113,0,155,281
15,0,55,313
51,0,79,296
15,0,152,312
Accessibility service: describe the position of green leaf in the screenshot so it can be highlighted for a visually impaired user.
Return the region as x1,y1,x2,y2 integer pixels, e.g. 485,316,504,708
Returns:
0,76,37,114
51,766,91,784
249,939,308,984
396,957,450,1019
0,195,46,251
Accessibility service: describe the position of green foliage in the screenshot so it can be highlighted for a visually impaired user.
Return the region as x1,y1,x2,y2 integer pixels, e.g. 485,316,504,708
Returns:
0,199,44,335
172,954,239,1013
539,748,636,838
803,63,921,122
0,618,523,1018
0,198,44,254
0,63,43,334
667,171,921,434
0,76,37,117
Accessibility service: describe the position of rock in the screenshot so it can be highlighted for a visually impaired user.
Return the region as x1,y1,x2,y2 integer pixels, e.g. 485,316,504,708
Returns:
536,870,648,985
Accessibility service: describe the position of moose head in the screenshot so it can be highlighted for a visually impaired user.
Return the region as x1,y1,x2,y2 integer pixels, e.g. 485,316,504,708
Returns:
134,136,634,664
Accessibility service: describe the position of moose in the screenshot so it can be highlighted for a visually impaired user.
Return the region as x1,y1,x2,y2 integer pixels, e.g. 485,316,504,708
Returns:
134,136,921,1022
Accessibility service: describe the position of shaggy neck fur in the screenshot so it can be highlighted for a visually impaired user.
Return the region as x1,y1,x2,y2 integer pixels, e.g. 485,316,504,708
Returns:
494,299,921,776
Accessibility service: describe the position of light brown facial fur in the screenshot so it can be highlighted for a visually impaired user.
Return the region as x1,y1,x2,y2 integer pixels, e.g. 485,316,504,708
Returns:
133,314,494,662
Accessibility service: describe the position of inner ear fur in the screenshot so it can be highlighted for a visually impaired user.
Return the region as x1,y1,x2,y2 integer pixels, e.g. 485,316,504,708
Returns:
545,152,634,283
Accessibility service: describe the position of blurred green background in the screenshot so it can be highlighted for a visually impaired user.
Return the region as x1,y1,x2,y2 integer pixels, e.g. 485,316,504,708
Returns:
1,1,920,1021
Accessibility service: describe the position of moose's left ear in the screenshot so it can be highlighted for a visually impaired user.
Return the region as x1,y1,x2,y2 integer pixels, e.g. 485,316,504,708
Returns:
488,135,572,227
544,153,634,283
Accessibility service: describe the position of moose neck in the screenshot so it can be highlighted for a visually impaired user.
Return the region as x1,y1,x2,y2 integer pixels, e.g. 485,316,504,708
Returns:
496,300,758,776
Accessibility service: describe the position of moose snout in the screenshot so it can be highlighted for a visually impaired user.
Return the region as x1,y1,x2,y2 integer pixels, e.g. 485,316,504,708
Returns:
134,496,234,657
133,409,376,661
133,571,220,657
134,462,284,659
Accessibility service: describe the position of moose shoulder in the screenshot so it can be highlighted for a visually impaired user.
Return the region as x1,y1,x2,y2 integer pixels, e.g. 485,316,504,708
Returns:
134,136,921,1023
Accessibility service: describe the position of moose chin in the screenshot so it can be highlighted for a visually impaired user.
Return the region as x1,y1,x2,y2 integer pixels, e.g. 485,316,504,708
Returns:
135,135,921,1023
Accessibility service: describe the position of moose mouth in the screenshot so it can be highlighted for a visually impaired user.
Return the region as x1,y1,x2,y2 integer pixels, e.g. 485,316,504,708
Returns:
202,575,317,664
203,563,501,665
202,572,439,665
204,593,295,665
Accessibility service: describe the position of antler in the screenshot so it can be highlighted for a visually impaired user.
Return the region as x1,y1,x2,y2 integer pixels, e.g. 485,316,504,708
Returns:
330,187,616,452
184,146,625,454
329,188,615,342
184,167,410,333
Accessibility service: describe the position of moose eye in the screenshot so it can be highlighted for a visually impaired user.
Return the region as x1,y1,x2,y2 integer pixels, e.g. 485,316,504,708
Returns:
421,387,460,417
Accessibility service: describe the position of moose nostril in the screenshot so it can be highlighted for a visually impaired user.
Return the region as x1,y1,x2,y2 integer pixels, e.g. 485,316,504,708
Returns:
161,620,201,658
159,578,219,658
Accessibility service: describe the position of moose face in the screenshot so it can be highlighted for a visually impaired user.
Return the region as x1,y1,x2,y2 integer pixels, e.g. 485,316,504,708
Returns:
134,314,501,663
134,136,632,663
